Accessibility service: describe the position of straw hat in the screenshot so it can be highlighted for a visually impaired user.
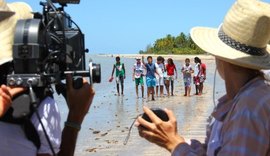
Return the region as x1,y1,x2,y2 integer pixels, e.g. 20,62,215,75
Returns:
191,0,270,70
0,0,33,65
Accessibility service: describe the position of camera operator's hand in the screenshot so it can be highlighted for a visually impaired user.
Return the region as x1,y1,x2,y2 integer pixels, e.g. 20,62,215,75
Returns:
135,106,185,152
66,75,95,124
0,85,25,117
58,76,95,156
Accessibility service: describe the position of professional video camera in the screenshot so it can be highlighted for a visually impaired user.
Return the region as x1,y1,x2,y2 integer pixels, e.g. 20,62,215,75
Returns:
7,0,101,89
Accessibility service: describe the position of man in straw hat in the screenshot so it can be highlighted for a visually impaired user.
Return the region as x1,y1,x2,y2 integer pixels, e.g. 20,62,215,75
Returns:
136,0,270,155
0,1,95,156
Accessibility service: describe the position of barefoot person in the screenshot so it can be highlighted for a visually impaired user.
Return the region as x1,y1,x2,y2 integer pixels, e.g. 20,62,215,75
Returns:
137,0,270,155
165,58,177,96
142,56,159,101
181,58,193,97
193,57,201,95
111,56,126,96
133,57,145,98
155,56,165,97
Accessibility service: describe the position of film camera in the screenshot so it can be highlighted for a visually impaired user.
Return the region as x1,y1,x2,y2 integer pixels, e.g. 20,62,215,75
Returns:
7,0,101,89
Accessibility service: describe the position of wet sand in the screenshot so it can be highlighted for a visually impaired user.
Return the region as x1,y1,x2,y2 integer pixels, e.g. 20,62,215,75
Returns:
56,55,225,156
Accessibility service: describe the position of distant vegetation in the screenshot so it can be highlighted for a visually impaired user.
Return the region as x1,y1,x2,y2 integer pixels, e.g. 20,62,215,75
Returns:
139,33,205,55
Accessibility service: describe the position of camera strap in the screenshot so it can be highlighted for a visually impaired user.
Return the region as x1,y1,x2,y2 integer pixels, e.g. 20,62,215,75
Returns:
0,87,53,149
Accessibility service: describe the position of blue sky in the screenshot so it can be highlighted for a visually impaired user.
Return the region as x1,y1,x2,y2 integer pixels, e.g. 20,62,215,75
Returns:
7,0,270,54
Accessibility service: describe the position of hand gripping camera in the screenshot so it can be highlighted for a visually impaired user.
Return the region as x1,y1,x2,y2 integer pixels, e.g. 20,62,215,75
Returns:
7,0,101,89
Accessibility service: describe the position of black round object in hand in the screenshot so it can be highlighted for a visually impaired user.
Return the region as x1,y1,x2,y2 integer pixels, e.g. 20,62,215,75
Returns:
141,108,169,122
72,76,83,89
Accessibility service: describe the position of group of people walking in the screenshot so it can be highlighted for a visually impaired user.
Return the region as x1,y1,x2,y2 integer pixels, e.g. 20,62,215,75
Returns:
110,55,206,101
182,57,206,97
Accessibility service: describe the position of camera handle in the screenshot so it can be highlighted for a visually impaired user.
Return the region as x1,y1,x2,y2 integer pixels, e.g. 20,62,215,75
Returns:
64,70,90,88
55,69,91,102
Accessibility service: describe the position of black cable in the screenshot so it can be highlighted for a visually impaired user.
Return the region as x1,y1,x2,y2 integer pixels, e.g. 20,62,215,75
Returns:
34,109,56,156
212,68,217,108
29,86,56,156
123,115,141,145
62,12,82,34
45,0,66,53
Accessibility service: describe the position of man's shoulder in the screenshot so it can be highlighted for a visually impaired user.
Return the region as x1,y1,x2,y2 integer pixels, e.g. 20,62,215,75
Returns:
236,78,270,113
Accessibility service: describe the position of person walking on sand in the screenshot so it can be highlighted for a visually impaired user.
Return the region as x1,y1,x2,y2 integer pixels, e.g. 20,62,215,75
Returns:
193,57,201,95
137,0,270,155
181,58,193,97
142,56,159,101
111,56,126,96
165,58,177,96
133,57,145,98
155,56,165,97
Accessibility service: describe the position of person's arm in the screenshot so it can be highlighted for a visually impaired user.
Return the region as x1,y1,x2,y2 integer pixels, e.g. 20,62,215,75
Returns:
197,64,201,77
181,66,185,73
122,64,126,79
190,67,194,74
155,64,161,77
142,64,146,76
111,65,115,77
0,85,25,117
155,70,160,77
57,75,95,156
136,106,206,156
142,56,146,65
163,63,167,72
203,64,206,79
132,65,135,81
174,65,178,79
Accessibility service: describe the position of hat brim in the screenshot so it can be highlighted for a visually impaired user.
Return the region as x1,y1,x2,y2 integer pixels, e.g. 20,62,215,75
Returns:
0,11,15,22
191,27,270,70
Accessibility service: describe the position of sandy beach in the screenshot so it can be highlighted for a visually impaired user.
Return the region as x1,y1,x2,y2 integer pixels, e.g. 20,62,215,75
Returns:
55,54,225,156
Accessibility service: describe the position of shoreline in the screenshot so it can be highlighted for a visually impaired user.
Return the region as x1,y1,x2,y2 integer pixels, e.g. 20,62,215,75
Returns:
97,54,215,61
74,55,222,155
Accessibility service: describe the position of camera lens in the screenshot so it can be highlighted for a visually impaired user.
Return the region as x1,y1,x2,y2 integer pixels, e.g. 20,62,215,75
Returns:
92,63,101,83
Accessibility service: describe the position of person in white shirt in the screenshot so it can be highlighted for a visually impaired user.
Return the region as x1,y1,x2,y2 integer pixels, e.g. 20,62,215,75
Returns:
133,57,146,98
155,56,165,97
193,57,201,95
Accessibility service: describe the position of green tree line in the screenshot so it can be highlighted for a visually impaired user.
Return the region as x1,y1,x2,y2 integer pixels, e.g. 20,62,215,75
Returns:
139,32,205,55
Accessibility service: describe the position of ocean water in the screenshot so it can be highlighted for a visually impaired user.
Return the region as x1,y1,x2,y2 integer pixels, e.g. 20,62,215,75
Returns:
54,54,226,155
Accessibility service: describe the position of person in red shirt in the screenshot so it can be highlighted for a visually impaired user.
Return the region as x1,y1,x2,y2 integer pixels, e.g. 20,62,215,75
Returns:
165,58,177,96
199,61,206,95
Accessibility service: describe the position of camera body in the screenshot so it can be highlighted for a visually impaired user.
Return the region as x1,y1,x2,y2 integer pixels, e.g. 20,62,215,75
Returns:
7,0,101,88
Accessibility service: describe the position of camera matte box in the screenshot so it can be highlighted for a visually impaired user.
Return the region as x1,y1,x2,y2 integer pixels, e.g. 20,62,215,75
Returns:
52,0,80,4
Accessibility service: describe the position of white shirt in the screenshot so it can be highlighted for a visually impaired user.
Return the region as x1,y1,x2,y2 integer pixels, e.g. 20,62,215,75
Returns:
155,63,165,78
133,63,145,78
0,97,61,156
194,63,200,76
